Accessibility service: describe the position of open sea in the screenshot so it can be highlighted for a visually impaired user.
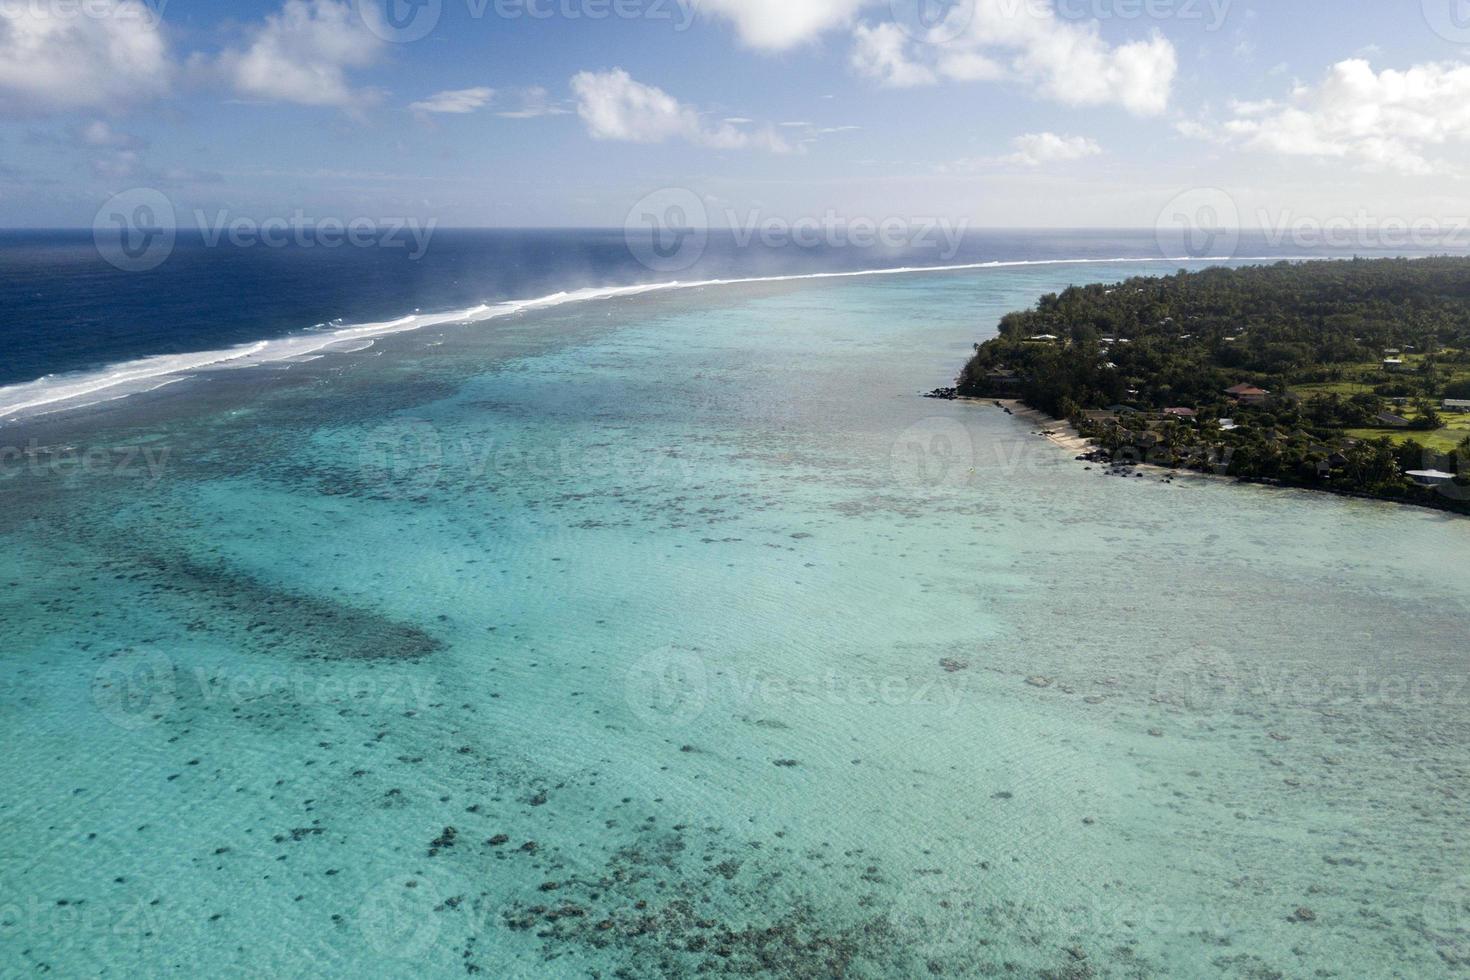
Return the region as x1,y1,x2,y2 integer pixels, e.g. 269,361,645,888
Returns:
2,230,1469,977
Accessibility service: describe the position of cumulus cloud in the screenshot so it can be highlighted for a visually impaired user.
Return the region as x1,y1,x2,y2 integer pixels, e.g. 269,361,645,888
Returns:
852,0,1176,115
1215,59,1470,176
851,23,939,87
214,0,384,110
570,69,793,152
410,87,495,115
692,0,869,51
0,0,171,116
1004,132,1102,166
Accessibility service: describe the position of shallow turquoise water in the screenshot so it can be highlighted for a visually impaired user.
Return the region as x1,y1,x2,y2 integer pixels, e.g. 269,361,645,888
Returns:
3,264,1469,977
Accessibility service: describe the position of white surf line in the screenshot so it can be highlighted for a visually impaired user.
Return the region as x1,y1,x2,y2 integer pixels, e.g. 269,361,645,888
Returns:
0,254,1319,423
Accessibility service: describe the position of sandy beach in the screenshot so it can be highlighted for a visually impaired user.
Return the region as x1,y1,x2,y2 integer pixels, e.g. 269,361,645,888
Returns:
958,397,1094,454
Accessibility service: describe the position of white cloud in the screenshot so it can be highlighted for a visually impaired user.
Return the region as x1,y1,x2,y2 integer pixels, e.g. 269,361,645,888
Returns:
1216,59,1470,176
410,87,495,115
852,0,1176,116
1005,132,1102,166
214,0,384,110
0,0,170,116
851,23,938,88
570,69,793,152
79,120,144,150
496,87,571,119
692,0,868,51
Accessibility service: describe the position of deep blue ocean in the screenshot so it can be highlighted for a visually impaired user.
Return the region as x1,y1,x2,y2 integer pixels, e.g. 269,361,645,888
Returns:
0,228,1404,389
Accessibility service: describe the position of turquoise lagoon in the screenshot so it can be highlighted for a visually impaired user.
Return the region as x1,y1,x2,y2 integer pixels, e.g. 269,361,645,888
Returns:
2,262,1469,977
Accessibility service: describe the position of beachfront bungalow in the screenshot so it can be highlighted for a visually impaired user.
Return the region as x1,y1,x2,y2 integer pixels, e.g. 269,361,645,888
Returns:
1376,412,1412,428
1105,404,1140,415
1407,469,1457,488
1224,383,1271,406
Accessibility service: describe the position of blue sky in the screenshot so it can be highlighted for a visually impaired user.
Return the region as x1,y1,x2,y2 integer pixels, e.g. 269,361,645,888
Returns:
2,0,1469,227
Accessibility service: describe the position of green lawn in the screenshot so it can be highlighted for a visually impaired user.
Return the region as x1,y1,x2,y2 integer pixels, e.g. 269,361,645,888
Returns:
1344,414,1470,453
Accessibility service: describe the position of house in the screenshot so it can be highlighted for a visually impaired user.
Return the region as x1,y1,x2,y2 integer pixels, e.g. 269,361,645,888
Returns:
1105,404,1140,415
1383,358,1407,372
1375,412,1412,428
1407,469,1457,488
1028,334,1059,342
1082,410,1120,426
1444,399,1470,412
1219,418,1239,431
1225,384,1271,406
1164,407,1198,419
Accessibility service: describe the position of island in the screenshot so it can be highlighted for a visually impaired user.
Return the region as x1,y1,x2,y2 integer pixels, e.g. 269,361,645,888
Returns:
947,256,1470,512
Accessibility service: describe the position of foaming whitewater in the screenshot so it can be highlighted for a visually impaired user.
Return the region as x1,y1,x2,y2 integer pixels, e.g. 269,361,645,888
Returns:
0,256,1303,423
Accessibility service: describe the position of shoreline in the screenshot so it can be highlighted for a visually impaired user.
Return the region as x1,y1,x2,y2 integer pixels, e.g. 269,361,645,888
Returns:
968,397,1470,518
992,399,1093,454
1,254,1324,428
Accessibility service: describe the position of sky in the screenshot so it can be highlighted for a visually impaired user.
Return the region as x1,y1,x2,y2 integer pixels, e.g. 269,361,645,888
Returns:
2,0,1470,229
